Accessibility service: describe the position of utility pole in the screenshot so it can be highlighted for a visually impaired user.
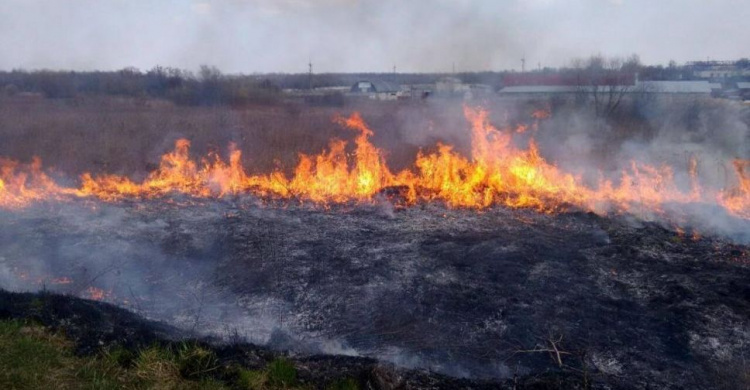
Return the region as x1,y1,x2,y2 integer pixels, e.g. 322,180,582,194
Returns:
308,59,313,90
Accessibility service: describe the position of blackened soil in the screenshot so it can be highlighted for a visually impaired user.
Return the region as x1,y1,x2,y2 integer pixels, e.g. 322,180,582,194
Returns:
0,289,593,389
0,198,748,389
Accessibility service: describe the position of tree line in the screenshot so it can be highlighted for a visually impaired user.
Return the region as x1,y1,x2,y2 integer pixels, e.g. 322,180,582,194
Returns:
0,65,282,106
1,56,740,107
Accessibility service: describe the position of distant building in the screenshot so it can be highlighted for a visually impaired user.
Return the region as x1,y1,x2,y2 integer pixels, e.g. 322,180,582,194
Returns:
435,77,468,94
435,77,492,100
499,72,635,98
399,84,433,99
687,60,750,79
737,82,750,100
350,80,401,100
503,73,636,87
463,84,494,100
498,85,580,97
637,81,713,94
498,80,713,98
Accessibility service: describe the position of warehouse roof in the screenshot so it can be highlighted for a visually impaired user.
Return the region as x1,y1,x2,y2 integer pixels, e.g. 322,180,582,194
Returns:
499,81,712,94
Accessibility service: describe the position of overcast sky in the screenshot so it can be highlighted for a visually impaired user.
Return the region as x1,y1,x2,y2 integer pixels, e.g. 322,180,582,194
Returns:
0,0,747,73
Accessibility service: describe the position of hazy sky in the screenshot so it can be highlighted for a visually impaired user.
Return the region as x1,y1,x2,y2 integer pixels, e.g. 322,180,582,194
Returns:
0,0,748,73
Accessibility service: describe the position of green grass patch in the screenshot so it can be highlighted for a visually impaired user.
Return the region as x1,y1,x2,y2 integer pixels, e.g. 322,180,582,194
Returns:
0,320,75,389
237,368,269,389
0,318,364,389
326,377,360,390
0,319,229,389
0,318,354,389
267,357,297,387
176,342,220,379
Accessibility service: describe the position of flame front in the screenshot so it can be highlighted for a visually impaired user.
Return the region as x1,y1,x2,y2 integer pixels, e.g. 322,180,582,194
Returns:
0,106,748,221
718,159,750,218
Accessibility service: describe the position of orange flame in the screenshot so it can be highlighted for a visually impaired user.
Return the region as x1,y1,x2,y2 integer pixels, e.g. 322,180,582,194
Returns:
718,159,750,219
84,286,111,301
50,276,73,285
0,106,748,222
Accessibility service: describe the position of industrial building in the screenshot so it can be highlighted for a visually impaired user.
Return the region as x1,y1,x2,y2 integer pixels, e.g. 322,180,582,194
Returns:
499,79,713,98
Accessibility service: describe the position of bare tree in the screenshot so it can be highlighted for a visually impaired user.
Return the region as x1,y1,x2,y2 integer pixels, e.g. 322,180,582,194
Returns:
573,54,641,117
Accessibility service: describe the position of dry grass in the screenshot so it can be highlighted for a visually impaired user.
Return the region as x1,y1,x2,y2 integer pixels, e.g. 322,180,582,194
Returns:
0,95,521,180
0,97,383,174
1,94,741,187
0,96,345,176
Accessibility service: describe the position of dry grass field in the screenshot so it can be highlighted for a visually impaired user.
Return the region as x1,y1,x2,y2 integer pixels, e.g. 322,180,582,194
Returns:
1,94,745,193
0,96,491,180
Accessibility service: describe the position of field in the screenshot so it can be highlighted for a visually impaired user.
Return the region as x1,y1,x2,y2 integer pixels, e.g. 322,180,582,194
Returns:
1,94,746,187
0,94,749,389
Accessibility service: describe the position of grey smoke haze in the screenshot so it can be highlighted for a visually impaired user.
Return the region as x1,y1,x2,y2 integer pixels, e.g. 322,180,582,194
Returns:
0,0,748,73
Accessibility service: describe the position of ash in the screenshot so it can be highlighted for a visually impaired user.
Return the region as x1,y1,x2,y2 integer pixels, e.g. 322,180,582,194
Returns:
1,197,749,388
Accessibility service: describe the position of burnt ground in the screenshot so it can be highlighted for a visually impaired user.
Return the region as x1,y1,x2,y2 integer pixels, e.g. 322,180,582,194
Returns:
0,289,597,389
0,197,749,389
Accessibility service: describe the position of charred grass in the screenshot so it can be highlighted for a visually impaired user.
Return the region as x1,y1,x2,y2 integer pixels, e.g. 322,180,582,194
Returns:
0,289,601,389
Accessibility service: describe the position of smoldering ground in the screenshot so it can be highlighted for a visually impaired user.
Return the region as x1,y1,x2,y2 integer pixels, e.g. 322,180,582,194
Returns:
0,196,748,387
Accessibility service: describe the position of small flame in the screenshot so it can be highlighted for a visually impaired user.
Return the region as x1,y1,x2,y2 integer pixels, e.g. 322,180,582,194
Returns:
84,286,111,301
50,277,73,285
717,160,750,219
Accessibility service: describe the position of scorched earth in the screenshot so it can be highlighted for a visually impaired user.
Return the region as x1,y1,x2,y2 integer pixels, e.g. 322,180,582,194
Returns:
0,197,748,388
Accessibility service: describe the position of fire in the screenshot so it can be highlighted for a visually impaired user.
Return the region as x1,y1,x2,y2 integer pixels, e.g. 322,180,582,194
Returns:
0,156,70,208
0,106,748,221
50,276,73,285
718,159,750,219
531,108,552,120
411,107,583,210
84,286,111,301
284,113,404,202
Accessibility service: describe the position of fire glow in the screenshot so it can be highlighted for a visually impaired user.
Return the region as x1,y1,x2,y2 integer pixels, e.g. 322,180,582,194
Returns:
0,106,747,219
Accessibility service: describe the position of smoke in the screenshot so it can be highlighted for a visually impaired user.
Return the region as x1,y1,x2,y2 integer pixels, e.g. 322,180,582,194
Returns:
0,200,380,355
370,95,749,240
0,201,264,338
1,0,749,72
526,96,749,240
